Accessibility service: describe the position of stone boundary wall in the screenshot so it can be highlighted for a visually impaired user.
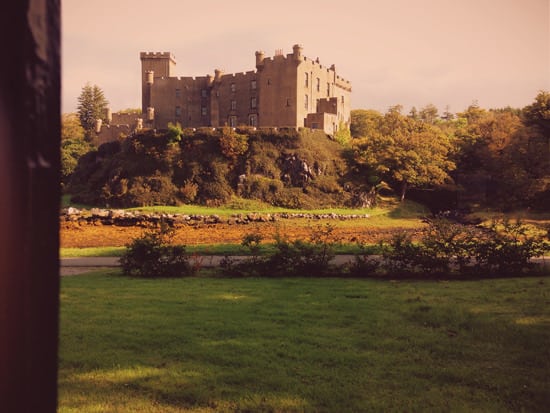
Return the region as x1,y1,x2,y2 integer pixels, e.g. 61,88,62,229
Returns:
61,208,370,227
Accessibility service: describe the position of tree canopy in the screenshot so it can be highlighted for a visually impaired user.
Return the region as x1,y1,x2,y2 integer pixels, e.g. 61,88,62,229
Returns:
351,109,455,201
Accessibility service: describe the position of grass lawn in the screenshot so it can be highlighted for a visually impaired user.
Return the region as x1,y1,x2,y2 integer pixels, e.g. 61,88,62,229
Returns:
59,243,376,258
58,272,550,412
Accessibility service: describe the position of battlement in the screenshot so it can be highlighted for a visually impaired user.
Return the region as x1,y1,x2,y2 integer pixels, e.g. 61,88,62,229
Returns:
227,70,257,79
140,51,176,61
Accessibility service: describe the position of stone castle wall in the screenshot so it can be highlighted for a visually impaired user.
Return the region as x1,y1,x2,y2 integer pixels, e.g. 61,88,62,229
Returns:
140,44,352,135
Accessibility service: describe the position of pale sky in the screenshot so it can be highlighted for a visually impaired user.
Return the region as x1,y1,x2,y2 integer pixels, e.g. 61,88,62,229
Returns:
62,0,550,115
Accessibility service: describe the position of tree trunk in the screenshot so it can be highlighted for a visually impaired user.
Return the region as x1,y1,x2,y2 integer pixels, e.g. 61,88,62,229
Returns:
400,181,408,202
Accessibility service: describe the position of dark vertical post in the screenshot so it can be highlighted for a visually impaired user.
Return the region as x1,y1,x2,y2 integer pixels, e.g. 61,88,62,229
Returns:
0,1,61,411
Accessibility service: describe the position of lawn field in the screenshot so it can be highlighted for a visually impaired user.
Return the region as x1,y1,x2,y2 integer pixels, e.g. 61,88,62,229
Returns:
58,272,550,412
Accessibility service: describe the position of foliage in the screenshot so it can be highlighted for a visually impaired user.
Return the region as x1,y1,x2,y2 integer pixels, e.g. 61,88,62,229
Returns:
218,127,249,158
61,113,85,141
381,218,547,277
68,91,549,211
166,122,183,143
70,128,349,208
119,221,195,278
350,109,455,201
522,90,550,135
333,120,351,146
76,83,109,142
61,138,93,186
221,224,339,277
350,109,383,138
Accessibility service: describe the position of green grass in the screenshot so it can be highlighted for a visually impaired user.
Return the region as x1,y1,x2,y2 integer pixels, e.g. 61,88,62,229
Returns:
60,243,375,258
59,272,550,412
60,247,126,257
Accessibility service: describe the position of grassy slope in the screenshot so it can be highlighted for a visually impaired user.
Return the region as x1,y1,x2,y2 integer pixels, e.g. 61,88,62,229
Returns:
58,272,550,412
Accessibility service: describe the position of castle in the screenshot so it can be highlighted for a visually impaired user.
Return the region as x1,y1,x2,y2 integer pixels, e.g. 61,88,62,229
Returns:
140,44,352,135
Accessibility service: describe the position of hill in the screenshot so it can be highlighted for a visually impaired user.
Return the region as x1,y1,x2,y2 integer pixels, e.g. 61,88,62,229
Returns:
69,127,351,208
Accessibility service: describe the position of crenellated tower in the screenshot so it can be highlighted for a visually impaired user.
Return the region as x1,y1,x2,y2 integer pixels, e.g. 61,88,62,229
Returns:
140,52,176,121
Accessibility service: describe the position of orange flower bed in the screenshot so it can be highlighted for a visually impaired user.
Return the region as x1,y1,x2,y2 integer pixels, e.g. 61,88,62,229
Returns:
60,220,420,248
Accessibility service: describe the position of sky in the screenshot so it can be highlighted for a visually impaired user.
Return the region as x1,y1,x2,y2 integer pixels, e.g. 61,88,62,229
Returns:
62,0,550,115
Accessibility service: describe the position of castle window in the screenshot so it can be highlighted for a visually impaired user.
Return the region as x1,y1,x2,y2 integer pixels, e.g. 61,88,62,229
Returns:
231,100,237,110
305,72,309,87
175,89,181,98
251,80,257,90
231,83,236,93
201,106,207,116
305,94,308,110
267,79,271,86
250,97,257,109
175,106,182,118
229,116,237,127
249,114,257,127
201,89,207,98
316,78,320,92
341,95,345,104
327,82,330,97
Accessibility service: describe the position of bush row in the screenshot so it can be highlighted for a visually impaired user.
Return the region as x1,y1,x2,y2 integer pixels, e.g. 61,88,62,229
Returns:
120,218,548,279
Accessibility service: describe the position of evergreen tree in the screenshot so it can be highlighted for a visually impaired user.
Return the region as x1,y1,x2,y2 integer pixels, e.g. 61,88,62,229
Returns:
77,83,109,142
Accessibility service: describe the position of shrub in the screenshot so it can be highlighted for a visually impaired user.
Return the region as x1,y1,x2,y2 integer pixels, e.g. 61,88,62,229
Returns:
472,219,547,276
179,179,199,203
220,224,338,277
347,242,381,277
381,218,547,277
264,224,338,277
220,231,265,277
120,221,195,278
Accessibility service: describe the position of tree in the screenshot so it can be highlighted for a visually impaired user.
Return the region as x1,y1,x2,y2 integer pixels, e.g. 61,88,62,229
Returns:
352,109,455,201
61,113,85,141
61,138,93,186
419,103,439,124
350,109,383,138
77,83,109,142
522,90,550,135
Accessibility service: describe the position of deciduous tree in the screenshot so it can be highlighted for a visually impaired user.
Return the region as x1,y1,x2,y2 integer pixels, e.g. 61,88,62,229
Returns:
352,108,455,201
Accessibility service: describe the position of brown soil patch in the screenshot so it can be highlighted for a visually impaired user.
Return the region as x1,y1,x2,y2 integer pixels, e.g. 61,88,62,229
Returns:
60,220,423,248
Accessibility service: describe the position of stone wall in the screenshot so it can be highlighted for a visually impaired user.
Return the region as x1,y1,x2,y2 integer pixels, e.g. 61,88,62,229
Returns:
61,207,370,227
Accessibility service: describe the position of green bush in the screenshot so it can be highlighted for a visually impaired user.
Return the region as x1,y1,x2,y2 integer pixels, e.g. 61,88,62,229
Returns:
120,222,195,278
472,219,547,275
381,218,547,277
222,224,339,277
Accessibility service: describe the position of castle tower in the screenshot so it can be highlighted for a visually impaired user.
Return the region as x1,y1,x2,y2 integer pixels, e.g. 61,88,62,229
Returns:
292,44,303,62
140,52,176,116
255,50,265,69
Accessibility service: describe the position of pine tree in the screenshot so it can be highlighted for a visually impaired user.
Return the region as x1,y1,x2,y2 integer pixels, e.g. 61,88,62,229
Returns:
76,83,109,142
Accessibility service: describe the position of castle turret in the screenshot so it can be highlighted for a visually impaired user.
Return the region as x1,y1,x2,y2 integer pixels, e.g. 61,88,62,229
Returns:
105,107,112,124
146,107,155,122
255,50,265,69
214,69,223,83
292,44,303,62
